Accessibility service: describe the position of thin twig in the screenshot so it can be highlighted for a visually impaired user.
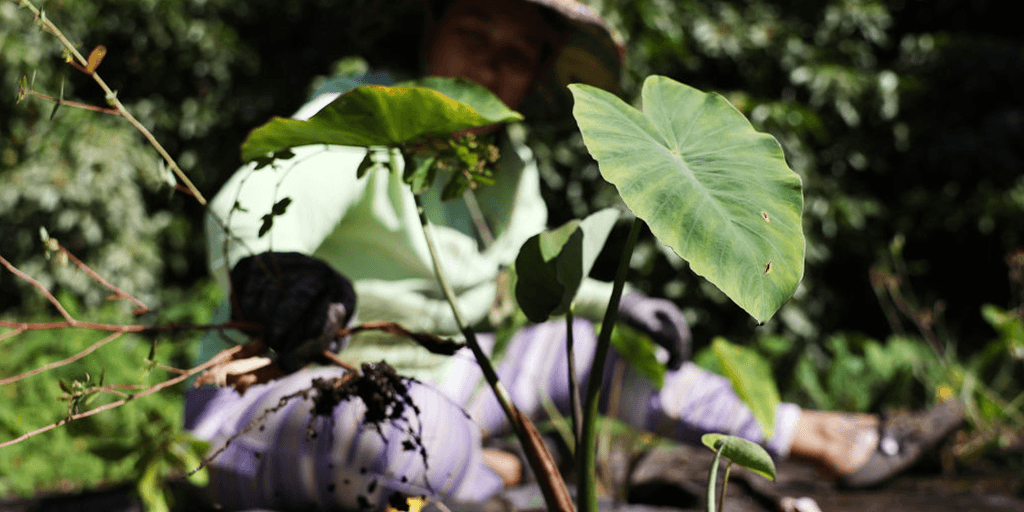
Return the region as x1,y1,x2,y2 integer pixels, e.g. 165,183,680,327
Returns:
13,0,206,204
1,253,76,323
54,242,149,314
0,344,244,449
22,89,120,115
0,331,124,386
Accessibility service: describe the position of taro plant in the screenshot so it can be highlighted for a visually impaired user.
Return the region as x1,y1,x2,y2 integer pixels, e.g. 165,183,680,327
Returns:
239,74,805,512
701,434,776,512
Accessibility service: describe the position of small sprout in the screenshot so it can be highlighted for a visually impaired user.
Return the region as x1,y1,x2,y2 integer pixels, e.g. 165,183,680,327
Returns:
105,90,118,105
158,160,176,189
16,75,28,103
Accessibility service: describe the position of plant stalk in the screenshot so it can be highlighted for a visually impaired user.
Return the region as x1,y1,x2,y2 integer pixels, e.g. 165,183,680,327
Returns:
578,217,643,512
411,188,574,512
706,445,724,512
566,310,582,450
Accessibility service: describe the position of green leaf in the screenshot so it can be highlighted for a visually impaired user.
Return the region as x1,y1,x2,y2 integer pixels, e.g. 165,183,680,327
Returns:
240,77,522,162
569,76,805,323
137,460,170,512
701,433,776,481
609,325,666,388
514,209,619,322
404,153,438,194
356,150,377,179
711,338,780,438
515,219,582,322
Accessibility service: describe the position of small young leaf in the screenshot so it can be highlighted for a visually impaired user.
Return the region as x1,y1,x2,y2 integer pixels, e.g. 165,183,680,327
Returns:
440,172,469,201
404,153,438,194
85,45,107,73
17,75,28,103
258,214,274,237
271,197,292,216
700,433,776,481
356,150,376,179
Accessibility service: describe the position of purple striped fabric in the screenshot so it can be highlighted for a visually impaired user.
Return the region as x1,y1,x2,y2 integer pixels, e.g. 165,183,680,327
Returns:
186,318,800,510
187,367,502,510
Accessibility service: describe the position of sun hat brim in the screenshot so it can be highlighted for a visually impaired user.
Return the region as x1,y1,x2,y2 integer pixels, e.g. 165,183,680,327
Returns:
523,0,625,94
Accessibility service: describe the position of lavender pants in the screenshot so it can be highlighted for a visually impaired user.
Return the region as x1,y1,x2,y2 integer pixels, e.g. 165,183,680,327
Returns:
185,319,800,510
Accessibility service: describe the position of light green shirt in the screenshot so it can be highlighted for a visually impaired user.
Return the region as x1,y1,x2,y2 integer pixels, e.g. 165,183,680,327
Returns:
204,92,618,383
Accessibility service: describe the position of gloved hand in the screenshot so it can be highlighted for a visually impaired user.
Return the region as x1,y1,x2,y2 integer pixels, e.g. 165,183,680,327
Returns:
230,252,357,373
618,290,691,370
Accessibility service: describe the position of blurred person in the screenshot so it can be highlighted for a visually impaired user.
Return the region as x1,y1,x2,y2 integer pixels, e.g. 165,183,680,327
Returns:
186,0,965,509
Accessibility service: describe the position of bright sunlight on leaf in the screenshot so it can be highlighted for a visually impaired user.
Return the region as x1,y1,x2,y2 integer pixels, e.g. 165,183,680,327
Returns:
569,76,804,323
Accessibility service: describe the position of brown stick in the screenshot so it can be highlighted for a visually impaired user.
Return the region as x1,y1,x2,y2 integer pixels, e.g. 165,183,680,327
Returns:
0,344,244,449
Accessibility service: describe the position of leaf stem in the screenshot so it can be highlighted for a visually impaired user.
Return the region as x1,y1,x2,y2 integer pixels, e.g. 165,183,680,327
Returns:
578,217,642,512
566,311,582,450
410,187,573,512
706,444,724,512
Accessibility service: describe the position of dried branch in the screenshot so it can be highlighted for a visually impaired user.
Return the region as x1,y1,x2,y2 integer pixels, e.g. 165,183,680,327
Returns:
0,344,244,449
12,0,207,204
0,331,124,386
49,239,150,314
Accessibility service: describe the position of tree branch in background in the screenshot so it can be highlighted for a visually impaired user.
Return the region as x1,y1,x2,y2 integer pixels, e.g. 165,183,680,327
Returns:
11,0,206,204
0,344,245,450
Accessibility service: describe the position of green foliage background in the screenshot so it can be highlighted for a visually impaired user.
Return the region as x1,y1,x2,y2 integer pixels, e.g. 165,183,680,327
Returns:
2,0,1023,499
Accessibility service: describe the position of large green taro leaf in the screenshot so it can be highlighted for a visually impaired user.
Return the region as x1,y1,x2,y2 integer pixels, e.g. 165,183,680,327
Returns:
240,77,523,162
569,76,804,323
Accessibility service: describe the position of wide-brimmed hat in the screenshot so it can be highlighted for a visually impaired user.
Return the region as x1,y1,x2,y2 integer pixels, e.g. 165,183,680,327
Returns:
523,0,624,95
313,0,624,116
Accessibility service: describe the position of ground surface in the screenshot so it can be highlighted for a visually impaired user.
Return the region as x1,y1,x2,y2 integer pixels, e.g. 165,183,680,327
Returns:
1,444,1022,512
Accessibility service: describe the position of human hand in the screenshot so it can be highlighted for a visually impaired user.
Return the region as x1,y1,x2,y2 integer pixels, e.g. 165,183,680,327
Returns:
230,252,357,372
617,290,691,370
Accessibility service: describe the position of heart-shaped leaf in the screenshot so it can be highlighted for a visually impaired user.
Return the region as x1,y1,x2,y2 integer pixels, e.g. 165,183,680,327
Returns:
241,77,523,162
569,76,804,323
515,208,619,322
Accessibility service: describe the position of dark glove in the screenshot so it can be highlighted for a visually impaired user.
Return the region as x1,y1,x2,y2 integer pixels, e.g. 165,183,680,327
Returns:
618,290,691,370
230,252,357,372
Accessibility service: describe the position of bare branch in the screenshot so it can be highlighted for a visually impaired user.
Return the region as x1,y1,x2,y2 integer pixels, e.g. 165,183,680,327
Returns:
0,344,244,449
11,0,207,204
54,242,149,314
0,331,124,386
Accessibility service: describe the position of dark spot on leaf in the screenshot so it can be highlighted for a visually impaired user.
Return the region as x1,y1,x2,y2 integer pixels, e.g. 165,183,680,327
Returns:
764,260,772,274
367,479,377,493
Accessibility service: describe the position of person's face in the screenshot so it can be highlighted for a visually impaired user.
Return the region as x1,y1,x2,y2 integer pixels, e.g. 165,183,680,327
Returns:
425,0,553,110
